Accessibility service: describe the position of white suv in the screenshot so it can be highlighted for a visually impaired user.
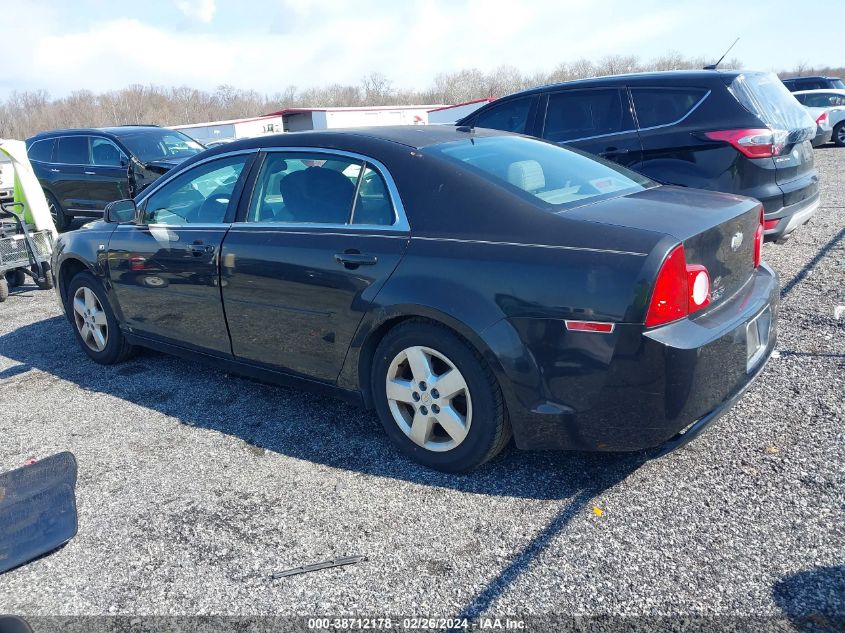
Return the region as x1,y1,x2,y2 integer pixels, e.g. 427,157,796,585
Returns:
793,89,845,147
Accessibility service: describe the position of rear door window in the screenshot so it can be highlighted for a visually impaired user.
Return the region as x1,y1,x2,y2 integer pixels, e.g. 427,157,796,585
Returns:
631,87,708,128
542,89,629,142
802,93,845,107
475,97,533,134
56,136,91,165
28,139,56,162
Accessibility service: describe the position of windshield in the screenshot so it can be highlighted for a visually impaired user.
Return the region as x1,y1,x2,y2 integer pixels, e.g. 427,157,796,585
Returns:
116,129,204,163
729,72,816,143
427,135,656,209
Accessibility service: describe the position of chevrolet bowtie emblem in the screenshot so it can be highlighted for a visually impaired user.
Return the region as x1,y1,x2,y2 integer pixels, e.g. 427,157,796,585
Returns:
731,232,744,251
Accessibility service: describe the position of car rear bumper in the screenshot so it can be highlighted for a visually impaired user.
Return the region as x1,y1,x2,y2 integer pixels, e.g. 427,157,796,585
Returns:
812,128,833,147
763,191,820,243
485,263,779,452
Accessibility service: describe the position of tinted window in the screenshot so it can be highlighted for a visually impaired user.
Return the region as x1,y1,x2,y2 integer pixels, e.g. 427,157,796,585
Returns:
144,155,247,225
428,135,655,210
91,137,127,167
116,129,203,163
56,136,90,165
247,153,361,225
631,87,707,128
542,89,627,142
28,139,55,162
352,166,394,226
801,93,845,107
475,98,532,134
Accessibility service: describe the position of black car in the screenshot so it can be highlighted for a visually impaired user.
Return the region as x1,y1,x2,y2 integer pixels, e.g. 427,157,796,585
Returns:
457,70,819,243
52,127,777,472
26,126,204,231
781,76,845,92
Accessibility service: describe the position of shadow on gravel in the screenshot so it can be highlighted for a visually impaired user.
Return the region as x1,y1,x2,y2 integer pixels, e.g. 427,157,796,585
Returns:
772,565,845,633
780,225,845,298
0,315,646,501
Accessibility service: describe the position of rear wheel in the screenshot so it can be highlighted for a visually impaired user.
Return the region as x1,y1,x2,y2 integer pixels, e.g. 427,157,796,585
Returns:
6,269,27,287
34,267,54,290
45,190,72,232
371,320,510,472
833,122,845,148
67,272,134,364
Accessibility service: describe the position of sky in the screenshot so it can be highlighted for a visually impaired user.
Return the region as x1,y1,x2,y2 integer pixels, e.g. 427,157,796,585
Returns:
3,0,843,99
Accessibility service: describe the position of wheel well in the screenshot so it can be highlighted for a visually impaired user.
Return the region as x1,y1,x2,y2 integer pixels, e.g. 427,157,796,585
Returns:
356,314,498,409
58,259,88,308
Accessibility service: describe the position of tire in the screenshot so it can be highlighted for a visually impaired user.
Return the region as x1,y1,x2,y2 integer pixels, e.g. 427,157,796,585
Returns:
371,320,511,472
34,268,54,290
833,122,845,148
6,269,27,287
66,271,135,364
45,190,72,232
0,278,8,302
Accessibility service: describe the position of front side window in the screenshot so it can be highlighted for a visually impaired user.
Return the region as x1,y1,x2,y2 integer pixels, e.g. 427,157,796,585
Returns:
116,129,203,163
631,87,707,128
55,136,90,165
91,137,127,167
475,98,532,134
28,139,55,162
247,153,394,226
542,89,628,142
428,135,655,210
144,155,248,225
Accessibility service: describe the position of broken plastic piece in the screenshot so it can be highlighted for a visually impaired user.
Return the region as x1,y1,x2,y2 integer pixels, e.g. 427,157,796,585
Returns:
271,555,367,579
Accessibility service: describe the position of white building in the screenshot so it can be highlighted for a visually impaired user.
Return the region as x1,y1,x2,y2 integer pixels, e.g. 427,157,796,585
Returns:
427,99,494,124
172,115,285,144
267,105,444,132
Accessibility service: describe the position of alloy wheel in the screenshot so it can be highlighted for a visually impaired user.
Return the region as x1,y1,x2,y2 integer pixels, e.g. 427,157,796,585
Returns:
72,286,109,352
385,345,472,452
837,125,845,145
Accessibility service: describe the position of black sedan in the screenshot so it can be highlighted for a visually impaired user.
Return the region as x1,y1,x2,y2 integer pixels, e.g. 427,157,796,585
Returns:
52,127,778,472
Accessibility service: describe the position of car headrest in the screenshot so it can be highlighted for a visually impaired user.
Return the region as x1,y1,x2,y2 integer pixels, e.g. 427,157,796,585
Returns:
507,160,545,193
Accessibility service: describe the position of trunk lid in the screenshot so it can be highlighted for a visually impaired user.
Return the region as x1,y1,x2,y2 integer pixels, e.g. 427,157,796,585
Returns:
564,185,761,308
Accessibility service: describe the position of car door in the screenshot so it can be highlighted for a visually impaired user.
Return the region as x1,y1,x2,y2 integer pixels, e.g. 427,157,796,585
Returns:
538,88,643,167
220,149,410,382
52,136,93,212
107,152,255,354
88,136,131,210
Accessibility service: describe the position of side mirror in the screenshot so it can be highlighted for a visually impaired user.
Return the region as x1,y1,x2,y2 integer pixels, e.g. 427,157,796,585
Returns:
104,199,137,224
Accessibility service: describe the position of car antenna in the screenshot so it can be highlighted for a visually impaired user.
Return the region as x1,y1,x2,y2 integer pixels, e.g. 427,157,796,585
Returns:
704,37,739,70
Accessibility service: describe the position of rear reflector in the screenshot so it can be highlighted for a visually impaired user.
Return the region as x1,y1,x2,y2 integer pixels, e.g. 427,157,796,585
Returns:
687,265,711,309
764,219,779,231
704,128,784,158
565,320,615,333
816,112,828,126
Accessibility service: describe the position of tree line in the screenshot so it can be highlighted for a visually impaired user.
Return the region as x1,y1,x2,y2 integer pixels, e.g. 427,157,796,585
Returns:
0,52,834,141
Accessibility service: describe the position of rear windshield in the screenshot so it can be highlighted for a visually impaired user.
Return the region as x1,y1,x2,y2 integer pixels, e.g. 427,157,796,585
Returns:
729,72,816,143
426,135,656,210
115,129,203,163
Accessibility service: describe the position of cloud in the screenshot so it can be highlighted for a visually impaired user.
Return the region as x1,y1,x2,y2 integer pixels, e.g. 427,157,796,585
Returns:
175,0,216,23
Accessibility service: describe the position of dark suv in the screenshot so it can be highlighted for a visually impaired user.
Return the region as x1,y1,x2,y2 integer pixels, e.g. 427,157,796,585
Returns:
458,70,819,242
26,126,204,230
782,76,845,92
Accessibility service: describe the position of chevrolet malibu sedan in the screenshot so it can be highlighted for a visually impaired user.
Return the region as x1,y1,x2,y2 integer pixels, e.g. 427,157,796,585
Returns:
52,127,778,472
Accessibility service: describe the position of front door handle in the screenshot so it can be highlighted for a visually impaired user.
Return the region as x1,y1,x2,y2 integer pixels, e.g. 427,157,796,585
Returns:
189,243,215,256
334,252,378,268
50,168,60,173
600,147,630,157
84,171,96,175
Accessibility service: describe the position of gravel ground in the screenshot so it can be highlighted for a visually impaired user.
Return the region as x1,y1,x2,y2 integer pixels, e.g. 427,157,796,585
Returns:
0,148,842,630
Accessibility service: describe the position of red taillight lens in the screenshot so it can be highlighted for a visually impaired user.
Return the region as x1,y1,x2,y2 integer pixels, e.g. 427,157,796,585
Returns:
645,245,713,328
816,112,828,126
764,218,779,231
704,128,783,158
754,209,764,268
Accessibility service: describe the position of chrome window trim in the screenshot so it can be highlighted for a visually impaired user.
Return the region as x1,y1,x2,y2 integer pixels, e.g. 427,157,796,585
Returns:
240,147,410,233
631,88,711,132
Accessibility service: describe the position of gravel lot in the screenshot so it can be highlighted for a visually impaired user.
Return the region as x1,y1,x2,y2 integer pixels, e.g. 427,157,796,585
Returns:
0,148,842,630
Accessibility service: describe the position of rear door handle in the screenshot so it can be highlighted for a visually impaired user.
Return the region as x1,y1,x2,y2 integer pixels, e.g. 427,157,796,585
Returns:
189,243,215,256
50,168,60,173
84,171,96,175
334,252,378,267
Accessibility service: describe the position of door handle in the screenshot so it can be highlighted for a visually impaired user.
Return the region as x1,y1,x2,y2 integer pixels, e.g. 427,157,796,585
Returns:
84,171,96,175
334,252,378,268
600,147,630,157
50,168,60,173
189,243,215,256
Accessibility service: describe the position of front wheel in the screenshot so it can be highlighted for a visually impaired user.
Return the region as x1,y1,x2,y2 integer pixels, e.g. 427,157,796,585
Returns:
371,321,511,472
833,122,845,148
66,272,135,364
45,190,72,232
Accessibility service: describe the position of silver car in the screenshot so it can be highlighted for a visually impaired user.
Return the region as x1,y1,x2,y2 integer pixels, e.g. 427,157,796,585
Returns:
793,89,845,146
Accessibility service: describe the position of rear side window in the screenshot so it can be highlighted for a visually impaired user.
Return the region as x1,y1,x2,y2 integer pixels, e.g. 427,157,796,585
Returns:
631,87,707,128
56,136,91,165
28,139,55,162
801,93,845,107
542,89,628,142
475,98,532,134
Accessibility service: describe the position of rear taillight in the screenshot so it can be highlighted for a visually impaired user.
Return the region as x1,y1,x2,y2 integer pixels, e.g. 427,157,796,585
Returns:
754,208,764,268
704,128,785,158
645,245,712,328
816,112,828,126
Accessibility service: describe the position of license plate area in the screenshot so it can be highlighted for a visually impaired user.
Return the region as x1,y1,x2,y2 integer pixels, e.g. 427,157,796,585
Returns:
746,306,772,372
